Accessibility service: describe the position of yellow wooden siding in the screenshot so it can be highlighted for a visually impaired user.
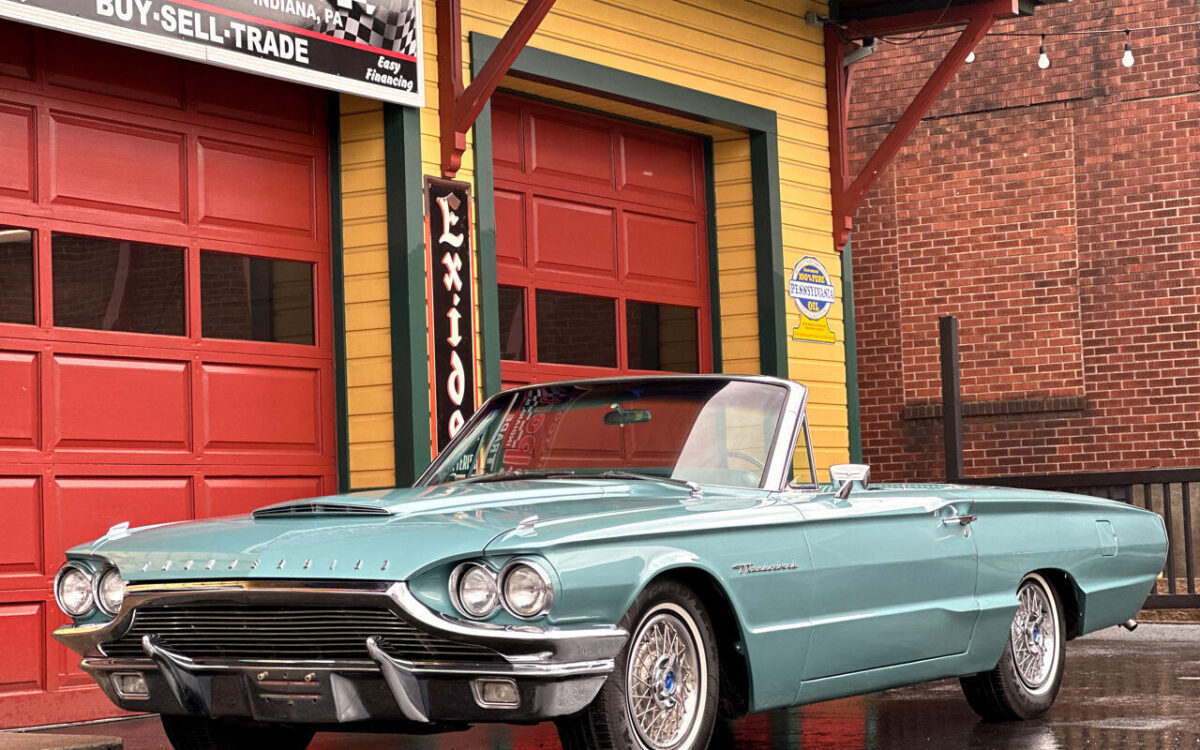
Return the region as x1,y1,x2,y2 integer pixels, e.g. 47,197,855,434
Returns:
712,135,760,376
442,0,845,472
339,94,396,489
338,0,846,486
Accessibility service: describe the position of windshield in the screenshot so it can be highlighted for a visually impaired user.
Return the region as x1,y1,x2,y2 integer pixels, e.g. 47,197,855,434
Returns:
420,380,789,489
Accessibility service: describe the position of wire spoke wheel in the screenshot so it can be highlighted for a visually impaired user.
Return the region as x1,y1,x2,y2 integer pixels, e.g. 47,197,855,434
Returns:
1011,579,1057,692
625,605,705,750
960,572,1066,721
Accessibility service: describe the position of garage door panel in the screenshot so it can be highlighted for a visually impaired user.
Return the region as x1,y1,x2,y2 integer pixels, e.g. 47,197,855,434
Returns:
0,477,42,576
529,112,613,186
53,477,191,564
2,30,335,726
0,102,35,201
43,34,185,110
491,104,523,170
0,602,44,693
50,633,95,690
193,67,315,135
51,355,190,453
198,139,315,238
49,113,185,220
532,197,616,277
618,132,699,204
623,212,701,290
0,22,33,80
199,476,324,518
0,350,38,450
202,364,321,453
495,190,526,269
497,95,711,386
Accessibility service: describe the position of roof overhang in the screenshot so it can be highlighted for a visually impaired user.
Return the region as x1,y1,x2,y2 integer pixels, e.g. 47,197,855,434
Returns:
832,0,1068,38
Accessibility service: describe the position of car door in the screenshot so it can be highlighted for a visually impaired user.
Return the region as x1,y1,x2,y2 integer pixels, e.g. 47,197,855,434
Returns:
795,487,980,681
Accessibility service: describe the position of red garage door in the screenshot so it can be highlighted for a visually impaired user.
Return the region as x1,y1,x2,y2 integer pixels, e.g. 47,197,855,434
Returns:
0,23,335,726
492,95,712,388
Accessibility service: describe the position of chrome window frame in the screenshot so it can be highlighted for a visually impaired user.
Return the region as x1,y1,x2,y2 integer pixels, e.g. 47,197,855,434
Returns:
415,374,809,493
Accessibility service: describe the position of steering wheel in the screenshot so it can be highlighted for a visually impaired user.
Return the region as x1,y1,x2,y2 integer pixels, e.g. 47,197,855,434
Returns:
726,451,765,471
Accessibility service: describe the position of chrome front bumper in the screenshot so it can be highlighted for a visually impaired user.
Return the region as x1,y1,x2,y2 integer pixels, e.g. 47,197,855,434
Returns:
54,580,625,726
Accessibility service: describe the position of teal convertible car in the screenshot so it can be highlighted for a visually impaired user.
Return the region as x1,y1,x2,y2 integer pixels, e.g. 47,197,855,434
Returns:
54,375,1167,750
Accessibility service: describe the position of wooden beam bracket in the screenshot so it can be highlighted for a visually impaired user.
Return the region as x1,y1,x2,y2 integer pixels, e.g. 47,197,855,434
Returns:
826,0,1019,250
438,0,557,177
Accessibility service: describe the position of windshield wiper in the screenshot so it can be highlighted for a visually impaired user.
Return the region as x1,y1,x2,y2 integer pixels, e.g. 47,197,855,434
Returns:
459,469,579,484
596,470,702,496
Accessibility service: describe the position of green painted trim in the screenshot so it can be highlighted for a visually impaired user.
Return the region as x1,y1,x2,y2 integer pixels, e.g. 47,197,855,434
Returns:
842,234,863,463
750,131,787,377
702,137,723,373
382,103,431,486
472,98,502,397
469,33,775,133
327,94,352,493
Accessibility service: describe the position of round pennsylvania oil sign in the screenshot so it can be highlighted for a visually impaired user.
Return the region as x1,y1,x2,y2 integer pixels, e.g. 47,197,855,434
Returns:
788,256,836,343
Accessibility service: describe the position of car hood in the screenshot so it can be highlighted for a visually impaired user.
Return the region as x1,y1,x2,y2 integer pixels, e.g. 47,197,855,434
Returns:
70,479,732,583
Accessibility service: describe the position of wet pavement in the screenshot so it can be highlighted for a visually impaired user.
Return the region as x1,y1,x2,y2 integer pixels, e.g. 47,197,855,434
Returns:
28,624,1200,749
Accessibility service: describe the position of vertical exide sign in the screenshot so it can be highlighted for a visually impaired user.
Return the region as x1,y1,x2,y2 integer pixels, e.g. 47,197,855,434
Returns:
426,177,476,452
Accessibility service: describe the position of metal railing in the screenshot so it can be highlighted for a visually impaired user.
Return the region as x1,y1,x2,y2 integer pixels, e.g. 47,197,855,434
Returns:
967,469,1200,609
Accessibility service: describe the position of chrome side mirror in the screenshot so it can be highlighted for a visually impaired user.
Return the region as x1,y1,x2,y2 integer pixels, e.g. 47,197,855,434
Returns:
830,464,871,499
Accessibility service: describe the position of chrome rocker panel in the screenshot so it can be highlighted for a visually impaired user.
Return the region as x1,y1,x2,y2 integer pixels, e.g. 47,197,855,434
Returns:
54,580,625,726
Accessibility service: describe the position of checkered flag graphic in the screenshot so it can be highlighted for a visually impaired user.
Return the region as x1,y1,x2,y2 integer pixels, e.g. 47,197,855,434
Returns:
322,0,418,56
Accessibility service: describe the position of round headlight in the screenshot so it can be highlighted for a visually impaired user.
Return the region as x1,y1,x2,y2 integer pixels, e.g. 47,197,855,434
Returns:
451,563,498,619
95,567,125,616
55,564,95,617
500,560,553,619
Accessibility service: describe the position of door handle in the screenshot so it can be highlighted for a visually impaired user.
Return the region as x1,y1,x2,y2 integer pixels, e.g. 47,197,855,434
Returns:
940,513,977,526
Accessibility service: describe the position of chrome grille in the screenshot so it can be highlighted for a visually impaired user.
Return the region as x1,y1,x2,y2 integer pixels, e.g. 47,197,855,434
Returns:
100,605,504,663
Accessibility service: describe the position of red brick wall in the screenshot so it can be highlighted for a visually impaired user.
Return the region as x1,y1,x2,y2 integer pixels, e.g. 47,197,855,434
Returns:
847,0,1200,481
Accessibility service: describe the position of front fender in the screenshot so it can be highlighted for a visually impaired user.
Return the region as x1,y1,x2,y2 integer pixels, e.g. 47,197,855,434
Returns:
533,526,813,712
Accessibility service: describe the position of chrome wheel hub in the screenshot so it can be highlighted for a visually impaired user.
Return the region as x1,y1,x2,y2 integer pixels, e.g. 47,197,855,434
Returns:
627,610,702,750
1011,580,1057,691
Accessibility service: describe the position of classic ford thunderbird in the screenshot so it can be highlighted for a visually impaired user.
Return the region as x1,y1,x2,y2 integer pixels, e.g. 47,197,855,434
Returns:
54,375,1167,750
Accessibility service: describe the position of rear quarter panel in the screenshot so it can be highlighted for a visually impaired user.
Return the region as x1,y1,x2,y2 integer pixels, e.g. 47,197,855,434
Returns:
960,488,1166,673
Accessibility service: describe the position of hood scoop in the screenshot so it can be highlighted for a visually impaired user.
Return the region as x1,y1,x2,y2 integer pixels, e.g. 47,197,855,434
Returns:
252,501,394,519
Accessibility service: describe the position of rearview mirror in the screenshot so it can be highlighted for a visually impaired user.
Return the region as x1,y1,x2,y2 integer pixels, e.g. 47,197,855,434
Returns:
603,406,652,426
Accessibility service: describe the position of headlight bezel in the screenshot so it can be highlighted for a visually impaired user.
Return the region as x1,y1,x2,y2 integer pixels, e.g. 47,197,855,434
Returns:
54,561,96,617
498,558,554,619
94,565,126,617
449,561,500,620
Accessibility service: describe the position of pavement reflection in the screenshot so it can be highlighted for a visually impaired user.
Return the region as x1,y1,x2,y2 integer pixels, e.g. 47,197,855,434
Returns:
31,625,1200,749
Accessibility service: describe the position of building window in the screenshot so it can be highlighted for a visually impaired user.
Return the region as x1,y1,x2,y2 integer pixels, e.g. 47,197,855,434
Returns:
200,251,314,345
498,285,526,361
0,226,35,325
52,233,185,336
626,301,699,373
535,290,616,368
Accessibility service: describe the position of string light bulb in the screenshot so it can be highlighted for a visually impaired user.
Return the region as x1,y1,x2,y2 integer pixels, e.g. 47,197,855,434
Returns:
1121,29,1135,67
1037,35,1050,69
965,49,976,63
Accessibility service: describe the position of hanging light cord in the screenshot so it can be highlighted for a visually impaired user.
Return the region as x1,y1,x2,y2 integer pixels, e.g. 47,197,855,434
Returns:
847,18,1200,44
